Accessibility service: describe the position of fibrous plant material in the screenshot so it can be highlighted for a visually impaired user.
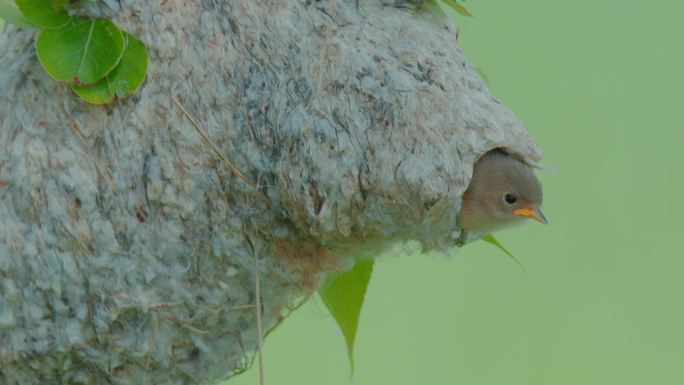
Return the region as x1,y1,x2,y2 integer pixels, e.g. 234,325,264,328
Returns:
0,0,542,384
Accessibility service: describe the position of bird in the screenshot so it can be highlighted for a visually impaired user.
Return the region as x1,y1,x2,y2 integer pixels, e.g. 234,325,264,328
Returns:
457,149,547,243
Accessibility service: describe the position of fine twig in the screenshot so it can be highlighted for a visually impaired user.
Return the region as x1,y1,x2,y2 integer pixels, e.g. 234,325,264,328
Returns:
69,119,116,191
172,96,268,203
253,239,266,385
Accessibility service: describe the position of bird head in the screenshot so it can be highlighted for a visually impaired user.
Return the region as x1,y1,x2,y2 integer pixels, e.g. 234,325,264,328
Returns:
458,149,546,238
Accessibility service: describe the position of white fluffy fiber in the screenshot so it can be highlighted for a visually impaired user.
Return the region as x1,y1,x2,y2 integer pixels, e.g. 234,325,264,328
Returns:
0,0,541,384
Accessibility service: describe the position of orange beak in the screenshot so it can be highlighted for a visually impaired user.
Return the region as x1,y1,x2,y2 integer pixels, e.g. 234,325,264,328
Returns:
513,206,548,224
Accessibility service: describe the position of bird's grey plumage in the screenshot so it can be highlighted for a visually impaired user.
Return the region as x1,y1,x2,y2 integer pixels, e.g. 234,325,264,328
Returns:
458,149,544,240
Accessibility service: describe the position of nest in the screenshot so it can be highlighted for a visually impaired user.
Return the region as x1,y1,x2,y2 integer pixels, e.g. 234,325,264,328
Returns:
0,0,542,384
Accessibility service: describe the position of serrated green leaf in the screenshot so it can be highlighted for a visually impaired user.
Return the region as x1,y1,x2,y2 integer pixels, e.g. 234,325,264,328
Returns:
0,0,35,28
481,234,527,273
15,0,68,29
318,258,374,376
441,0,473,16
36,18,125,85
71,31,148,104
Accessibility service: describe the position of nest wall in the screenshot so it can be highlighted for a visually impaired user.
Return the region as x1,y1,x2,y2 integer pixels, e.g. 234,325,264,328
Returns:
0,0,542,384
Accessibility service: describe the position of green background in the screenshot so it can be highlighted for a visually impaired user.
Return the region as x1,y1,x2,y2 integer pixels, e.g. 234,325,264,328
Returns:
3,0,683,383
228,1,684,385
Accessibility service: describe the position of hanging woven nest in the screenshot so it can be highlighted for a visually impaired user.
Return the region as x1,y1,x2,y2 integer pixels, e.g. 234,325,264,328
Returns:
0,0,542,384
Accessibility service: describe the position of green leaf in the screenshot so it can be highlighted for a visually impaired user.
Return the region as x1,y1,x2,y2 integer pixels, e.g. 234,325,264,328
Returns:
36,18,125,85
0,0,35,28
318,258,374,376
15,0,68,29
481,235,527,273
71,31,149,104
441,0,473,16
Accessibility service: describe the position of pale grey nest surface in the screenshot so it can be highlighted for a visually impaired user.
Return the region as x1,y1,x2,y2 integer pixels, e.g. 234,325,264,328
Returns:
0,0,542,384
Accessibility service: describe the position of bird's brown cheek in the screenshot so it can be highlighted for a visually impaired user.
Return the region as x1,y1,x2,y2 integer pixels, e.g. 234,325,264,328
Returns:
479,197,497,216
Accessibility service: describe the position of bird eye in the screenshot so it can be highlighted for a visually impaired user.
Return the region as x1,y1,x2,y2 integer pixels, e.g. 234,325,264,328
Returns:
503,193,517,204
